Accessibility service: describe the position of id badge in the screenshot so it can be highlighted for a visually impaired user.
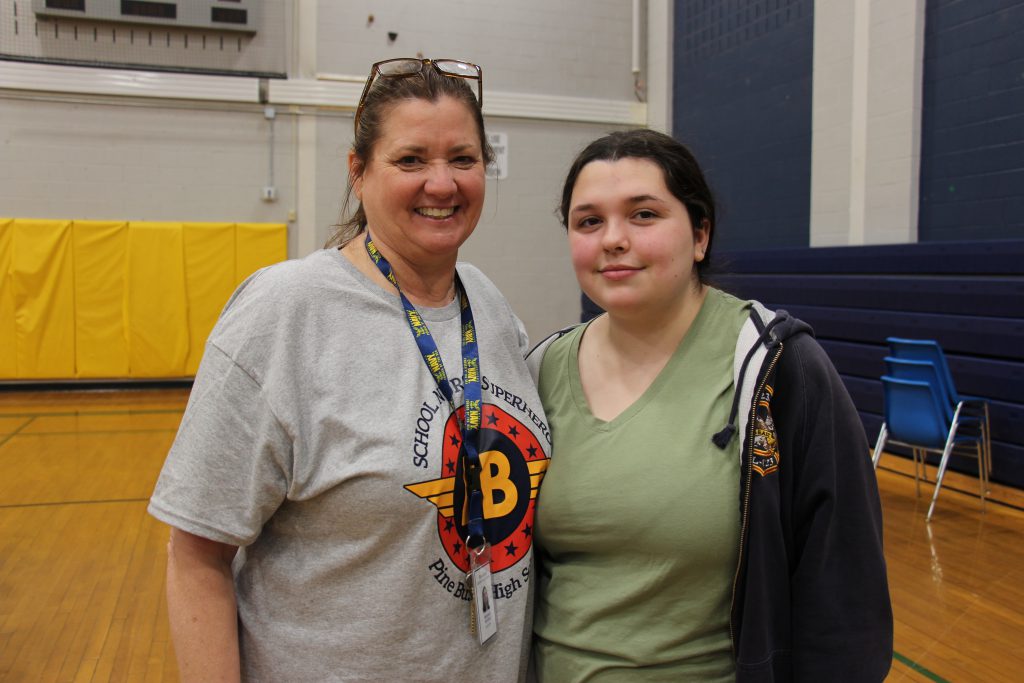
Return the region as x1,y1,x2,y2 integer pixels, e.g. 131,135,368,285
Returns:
468,542,497,645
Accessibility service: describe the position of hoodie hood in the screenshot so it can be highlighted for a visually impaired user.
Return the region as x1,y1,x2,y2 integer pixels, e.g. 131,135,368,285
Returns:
754,307,813,344
711,306,814,450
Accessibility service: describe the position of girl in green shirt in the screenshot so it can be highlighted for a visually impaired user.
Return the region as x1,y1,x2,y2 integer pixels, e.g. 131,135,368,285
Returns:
531,130,892,682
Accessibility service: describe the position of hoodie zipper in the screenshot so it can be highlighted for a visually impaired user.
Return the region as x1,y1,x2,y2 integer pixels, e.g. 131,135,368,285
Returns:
729,339,783,654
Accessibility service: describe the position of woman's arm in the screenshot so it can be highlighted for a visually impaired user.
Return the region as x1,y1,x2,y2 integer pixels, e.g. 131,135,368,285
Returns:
783,336,893,680
166,527,241,683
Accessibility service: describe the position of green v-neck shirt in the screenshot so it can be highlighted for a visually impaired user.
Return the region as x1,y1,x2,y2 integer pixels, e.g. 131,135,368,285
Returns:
533,287,750,682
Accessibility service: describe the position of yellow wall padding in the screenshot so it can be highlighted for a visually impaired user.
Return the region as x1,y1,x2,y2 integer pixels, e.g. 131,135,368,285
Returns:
74,221,130,378
183,223,237,375
0,219,287,380
11,219,76,379
236,223,289,286
0,219,16,377
126,222,194,378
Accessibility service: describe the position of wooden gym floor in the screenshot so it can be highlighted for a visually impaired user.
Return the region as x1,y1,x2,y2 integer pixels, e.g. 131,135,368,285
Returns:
1,389,1022,682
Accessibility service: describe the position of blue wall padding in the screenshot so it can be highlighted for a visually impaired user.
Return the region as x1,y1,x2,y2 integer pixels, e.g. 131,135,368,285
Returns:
674,0,814,250
919,0,1024,241
716,239,1024,488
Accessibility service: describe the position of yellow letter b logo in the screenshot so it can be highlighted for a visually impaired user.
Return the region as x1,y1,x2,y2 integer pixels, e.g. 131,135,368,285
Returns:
480,450,517,518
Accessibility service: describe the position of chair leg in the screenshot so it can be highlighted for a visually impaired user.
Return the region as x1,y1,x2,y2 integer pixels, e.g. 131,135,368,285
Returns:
926,433,959,522
983,402,992,487
966,400,993,490
873,424,887,469
977,443,987,514
917,448,925,497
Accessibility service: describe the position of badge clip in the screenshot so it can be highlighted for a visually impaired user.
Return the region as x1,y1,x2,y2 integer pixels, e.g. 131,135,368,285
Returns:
468,541,497,645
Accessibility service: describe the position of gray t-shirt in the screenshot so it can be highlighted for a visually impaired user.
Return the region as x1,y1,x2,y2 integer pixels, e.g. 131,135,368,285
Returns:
149,248,552,682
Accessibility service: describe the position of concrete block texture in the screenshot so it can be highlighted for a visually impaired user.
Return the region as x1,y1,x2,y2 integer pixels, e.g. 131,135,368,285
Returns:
919,0,1024,241
811,0,925,246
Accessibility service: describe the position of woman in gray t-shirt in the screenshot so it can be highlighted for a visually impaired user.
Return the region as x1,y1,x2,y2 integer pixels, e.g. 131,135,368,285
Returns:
150,59,551,682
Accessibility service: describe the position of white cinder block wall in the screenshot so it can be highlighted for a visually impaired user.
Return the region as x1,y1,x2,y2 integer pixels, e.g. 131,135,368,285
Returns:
810,0,926,246
0,96,296,236
317,0,637,101
0,0,656,341
308,0,648,339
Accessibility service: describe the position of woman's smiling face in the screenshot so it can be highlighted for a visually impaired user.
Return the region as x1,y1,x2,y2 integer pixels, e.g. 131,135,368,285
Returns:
351,95,486,267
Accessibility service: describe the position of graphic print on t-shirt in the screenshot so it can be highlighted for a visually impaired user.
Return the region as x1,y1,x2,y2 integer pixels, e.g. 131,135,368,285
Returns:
405,403,549,573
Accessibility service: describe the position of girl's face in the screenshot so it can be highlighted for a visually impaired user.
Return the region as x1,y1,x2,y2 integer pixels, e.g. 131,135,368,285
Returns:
567,157,709,317
350,96,485,268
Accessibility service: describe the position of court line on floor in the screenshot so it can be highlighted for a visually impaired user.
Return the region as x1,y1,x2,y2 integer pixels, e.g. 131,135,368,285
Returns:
0,497,151,509
893,651,950,683
0,416,36,450
8,429,180,437
0,409,184,419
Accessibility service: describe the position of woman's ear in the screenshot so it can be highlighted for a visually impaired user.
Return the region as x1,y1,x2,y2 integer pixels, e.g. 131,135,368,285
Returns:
348,150,364,200
694,218,711,261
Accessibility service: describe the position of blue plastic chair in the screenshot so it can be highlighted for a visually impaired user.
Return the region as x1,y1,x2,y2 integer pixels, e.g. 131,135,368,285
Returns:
886,337,992,477
878,357,990,477
876,375,986,521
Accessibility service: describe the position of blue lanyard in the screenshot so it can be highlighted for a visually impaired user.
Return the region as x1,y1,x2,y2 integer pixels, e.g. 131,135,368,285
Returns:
364,233,487,549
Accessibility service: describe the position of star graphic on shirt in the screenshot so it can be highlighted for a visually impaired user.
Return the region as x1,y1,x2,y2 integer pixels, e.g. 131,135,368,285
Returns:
404,403,552,574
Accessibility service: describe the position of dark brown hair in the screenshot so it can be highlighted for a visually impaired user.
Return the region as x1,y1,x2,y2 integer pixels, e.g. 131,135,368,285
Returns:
559,129,717,283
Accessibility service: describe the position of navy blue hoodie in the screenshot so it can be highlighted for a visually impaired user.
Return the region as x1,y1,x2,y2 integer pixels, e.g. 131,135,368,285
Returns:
724,305,893,681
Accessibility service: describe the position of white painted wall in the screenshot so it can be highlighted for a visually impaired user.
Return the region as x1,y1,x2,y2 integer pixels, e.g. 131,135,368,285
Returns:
316,0,636,101
0,95,302,252
0,0,647,341
646,0,674,134
810,0,925,246
863,0,925,245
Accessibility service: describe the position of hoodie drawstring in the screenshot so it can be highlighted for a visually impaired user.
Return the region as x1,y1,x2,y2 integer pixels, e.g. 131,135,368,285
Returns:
712,314,784,450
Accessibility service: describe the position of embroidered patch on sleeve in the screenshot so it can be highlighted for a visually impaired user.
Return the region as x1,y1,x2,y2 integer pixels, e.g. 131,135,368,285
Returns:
752,384,780,476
